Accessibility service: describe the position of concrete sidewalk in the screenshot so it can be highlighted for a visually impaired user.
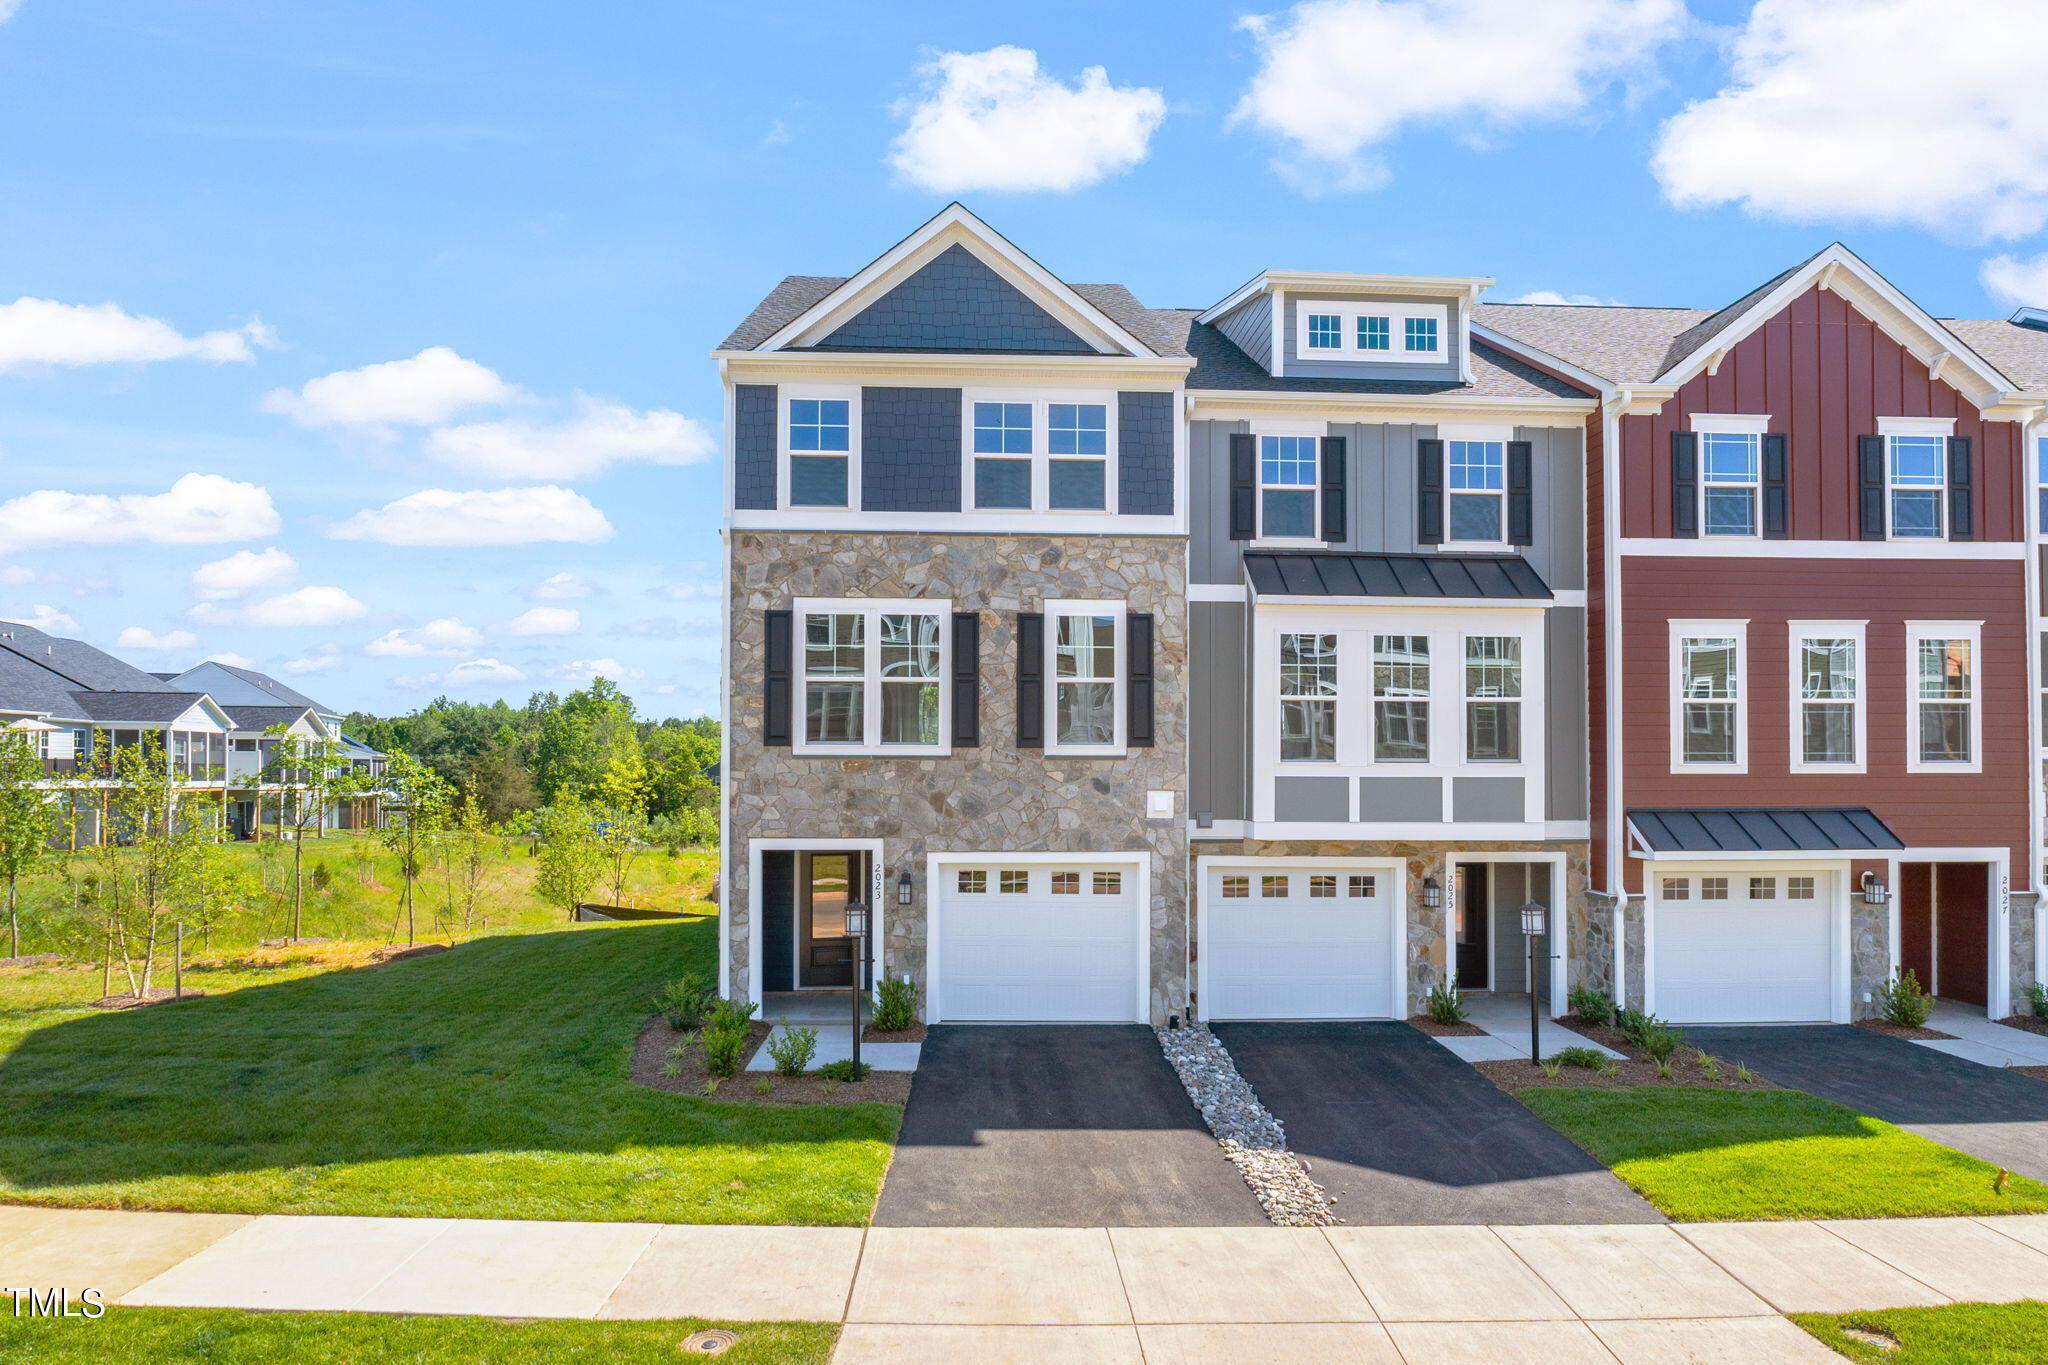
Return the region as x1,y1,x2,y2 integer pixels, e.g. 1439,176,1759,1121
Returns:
10,1206,2048,1361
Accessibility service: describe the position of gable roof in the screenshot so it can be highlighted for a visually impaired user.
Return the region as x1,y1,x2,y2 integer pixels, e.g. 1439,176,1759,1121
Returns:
0,621,181,696
171,660,334,716
66,690,215,725
220,704,320,732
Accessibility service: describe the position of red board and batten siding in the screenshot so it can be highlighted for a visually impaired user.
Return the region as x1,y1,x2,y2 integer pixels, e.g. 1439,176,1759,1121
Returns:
1619,285,2024,543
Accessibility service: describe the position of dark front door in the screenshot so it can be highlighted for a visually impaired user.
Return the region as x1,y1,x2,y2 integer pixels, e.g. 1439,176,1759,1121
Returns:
1934,862,1990,1006
1454,862,1490,990
798,851,860,988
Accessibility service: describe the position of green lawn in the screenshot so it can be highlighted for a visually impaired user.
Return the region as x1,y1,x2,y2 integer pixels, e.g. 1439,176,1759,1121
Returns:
1794,1301,2048,1363
0,1306,835,1364
1518,1087,2048,1221
0,917,898,1224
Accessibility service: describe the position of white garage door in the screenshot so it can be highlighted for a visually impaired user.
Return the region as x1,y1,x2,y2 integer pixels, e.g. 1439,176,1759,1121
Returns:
1654,871,1835,1023
934,863,1140,1022
1205,866,1398,1020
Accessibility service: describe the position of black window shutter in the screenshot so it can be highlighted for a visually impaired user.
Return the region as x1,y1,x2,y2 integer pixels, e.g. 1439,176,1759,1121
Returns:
1319,436,1348,543
1416,438,1445,544
1761,433,1789,539
1670,431,1699,538
1126,612,1155,748
1947,435,1974,541
763,610,793,747
1858,436,1887,540
950,611,980,747
1015,613,1044,749
1506,440,1534,546
1227,433,1257,541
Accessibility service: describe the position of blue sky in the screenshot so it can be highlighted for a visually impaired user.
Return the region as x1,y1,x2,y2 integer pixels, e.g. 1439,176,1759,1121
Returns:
2,0,2044,719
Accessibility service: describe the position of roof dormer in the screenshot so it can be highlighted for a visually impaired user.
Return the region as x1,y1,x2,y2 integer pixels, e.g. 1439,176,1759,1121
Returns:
1198,270,1493,385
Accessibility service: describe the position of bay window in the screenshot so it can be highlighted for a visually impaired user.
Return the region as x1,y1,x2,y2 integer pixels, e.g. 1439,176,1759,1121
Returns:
1673,625,1745,769
1279,633,1337,761
969,396,1112,513
796,599,948,753
1373,634,1430,761
1908,623,1979,770
1464,636,1521,762
1048,603,1122,754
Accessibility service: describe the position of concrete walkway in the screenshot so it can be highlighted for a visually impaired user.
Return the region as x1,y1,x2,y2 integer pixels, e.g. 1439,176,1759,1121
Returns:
1919,1000,2048,1069
14,1205,2048,1361
1433,992,1626,1065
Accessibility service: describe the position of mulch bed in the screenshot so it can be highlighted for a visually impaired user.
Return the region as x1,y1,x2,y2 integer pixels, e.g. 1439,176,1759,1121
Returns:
1407,1015,1487,1036
1480,1049,1779,1093
1553,1017,1644,1057
1856,1018,1955,1040
630,1017,911,1106
1999,1014,2048,1037
862,1021,929,1043
91,988,209,1010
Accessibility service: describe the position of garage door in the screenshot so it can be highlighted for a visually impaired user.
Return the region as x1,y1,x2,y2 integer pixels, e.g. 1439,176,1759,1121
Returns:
934,863,1140,1022
1205,866,1398,1020
1654,872,1834,1023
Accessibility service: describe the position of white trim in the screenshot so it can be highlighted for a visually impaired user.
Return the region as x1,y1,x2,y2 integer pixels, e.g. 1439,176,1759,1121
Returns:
1904,620,1984,775
1882,429,1952,543
1044,599,1127,758
1294,299,1447,365
1190,582,1248,602
924,849,1151,1024
1669,619,1749,775
743,838,887,1009
1195,855,1407,1021
1879,415,1957,438
1187,392,1595,425
730,509,1182,536
1691,413,1772,435
1693,421,1766,541
790,597,952,758
1618,538,2025,560
1438,428,1514,551
1249,424,1325,543
1787,620,1868,775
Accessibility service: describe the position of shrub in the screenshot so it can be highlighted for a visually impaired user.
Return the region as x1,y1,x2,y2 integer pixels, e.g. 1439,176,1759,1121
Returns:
753,1078,774,1096
2027,982,2048,1020
704,996,759,1034
309,862,334,894
1696,1051,1722,1081
1655,1057,1676,1081
765,1025,817,1077
1874,970,1934,1028
701,1025,748,1079
1548,1045,1608,1070
1567,987,1614,1026
816,1058,870,1082
1426,983,1467,1025
1734,1062,1758,1084
1540,1060,1563,1080
1614,1007,1685,1061
873,976,917,1033
652,972,716,1031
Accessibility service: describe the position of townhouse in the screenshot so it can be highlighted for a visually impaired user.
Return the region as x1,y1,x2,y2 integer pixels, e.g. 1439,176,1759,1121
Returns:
717,205,2048,1027
0,621,385,841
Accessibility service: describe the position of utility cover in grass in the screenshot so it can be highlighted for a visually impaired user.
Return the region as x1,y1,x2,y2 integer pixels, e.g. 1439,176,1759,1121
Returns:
1792,1300,2048,1364
1518,1087,2048,1222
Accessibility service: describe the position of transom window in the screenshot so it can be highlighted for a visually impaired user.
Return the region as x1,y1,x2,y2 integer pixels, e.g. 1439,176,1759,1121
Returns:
1464,637,1521,762
1279,633,1337,762
1701,432,1760,536
1888,435,1946,538
1259,435,1319,539
787,397,852,508
1915,635,1973,764
1373,635,1430,762
1447,441,1506,542
1306,313,1342,349
1798,636,1859,765
798,602,946,752
970,398,1110,512
1676,631,1742,767
1405,316,1439,353
1049,604,1121,753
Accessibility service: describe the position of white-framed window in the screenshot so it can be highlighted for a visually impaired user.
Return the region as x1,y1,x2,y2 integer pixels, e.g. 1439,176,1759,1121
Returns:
1671,621,1747,772
1305,312,1342,350
1373,634,1430,762
1278,632,1337,762
1309,874,1336,897
1259,434,1319,539
1293,300,1449,365
780,387,859,510
1404,316,1439,353
1357,315,1390,351
1447,440,1507,543
1789,621,1865,772
1906,621,1982,773
1879,418,1954,540
1464,637,1521,762
1661,877,1691,900
1261,874,1287,897
1787,876,1816,899
1691,415,1769,539
1221,875,1250,898
965,394,1115,513
1092,871,1122,894
794,597,950,756
956,869,986,894
1701,877,1729,900
1347,873,1377,897
1046,599,1124,756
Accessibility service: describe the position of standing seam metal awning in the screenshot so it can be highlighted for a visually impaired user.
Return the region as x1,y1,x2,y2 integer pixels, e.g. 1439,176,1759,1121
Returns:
1243,551,1552,599
1627,807,1905,855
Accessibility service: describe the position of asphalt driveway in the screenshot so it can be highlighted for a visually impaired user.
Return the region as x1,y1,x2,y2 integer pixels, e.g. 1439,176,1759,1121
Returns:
872,1025,1266,1227
1690,1024,2048,1183
1212,1021,1664,1225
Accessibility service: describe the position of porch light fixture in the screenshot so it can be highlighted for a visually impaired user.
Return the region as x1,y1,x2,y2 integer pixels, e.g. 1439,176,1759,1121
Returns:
1861,871,1891,906
843,898,869,941
1422,877,1442,909
845,895,869,1069
1520,902,1548,1066
897,870,913,906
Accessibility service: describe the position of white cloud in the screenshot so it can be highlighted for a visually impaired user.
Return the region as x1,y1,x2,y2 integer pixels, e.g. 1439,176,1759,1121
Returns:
889,46,1166,193
0,473,280,554
194,586,368,629
364,617,484,657
536,571,592,600
397,657,527,690
1982,253,2048,309
328,486,614,546
1655,0,2048,240
1235,0,1682,190
1504,290,1625,306
0,298,272,372
191,547,297,601
280,654,340,675
2,605,80,635
205,651,254,669
503,606,580,636
261,346,518,428
427,395,714,480
549,657,642,685
116,626,197,651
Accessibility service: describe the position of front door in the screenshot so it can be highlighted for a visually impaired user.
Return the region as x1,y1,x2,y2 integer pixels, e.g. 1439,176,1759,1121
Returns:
1898,862,1990,1006
798,851,860,988
1454,862,1490,990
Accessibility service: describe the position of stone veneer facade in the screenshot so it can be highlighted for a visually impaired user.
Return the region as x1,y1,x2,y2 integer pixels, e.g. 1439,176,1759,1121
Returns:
725,531,1190,1024
1191,838,1589,1015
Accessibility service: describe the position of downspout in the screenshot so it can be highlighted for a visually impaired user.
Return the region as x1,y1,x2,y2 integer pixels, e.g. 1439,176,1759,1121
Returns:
2026,403,2048,997
1604,389,1629,1005
716,356,735,1005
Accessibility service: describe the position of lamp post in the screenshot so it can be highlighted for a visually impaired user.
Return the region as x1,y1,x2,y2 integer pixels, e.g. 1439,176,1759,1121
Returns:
845,895,868,1073
1520,901,1547,1065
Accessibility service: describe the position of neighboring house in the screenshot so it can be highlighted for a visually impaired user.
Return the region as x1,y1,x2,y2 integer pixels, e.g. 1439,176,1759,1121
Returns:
0,623,385,842
716,207,2048,1027
164,661,387,834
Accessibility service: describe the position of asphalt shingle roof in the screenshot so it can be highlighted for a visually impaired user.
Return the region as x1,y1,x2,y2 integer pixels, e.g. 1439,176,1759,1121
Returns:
0,621,180,695
1941,317,2048,391
1180,317,1589,399
66,691,211,724
1628,807,1904,854
1245,551,1552,599
220,704,316,732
